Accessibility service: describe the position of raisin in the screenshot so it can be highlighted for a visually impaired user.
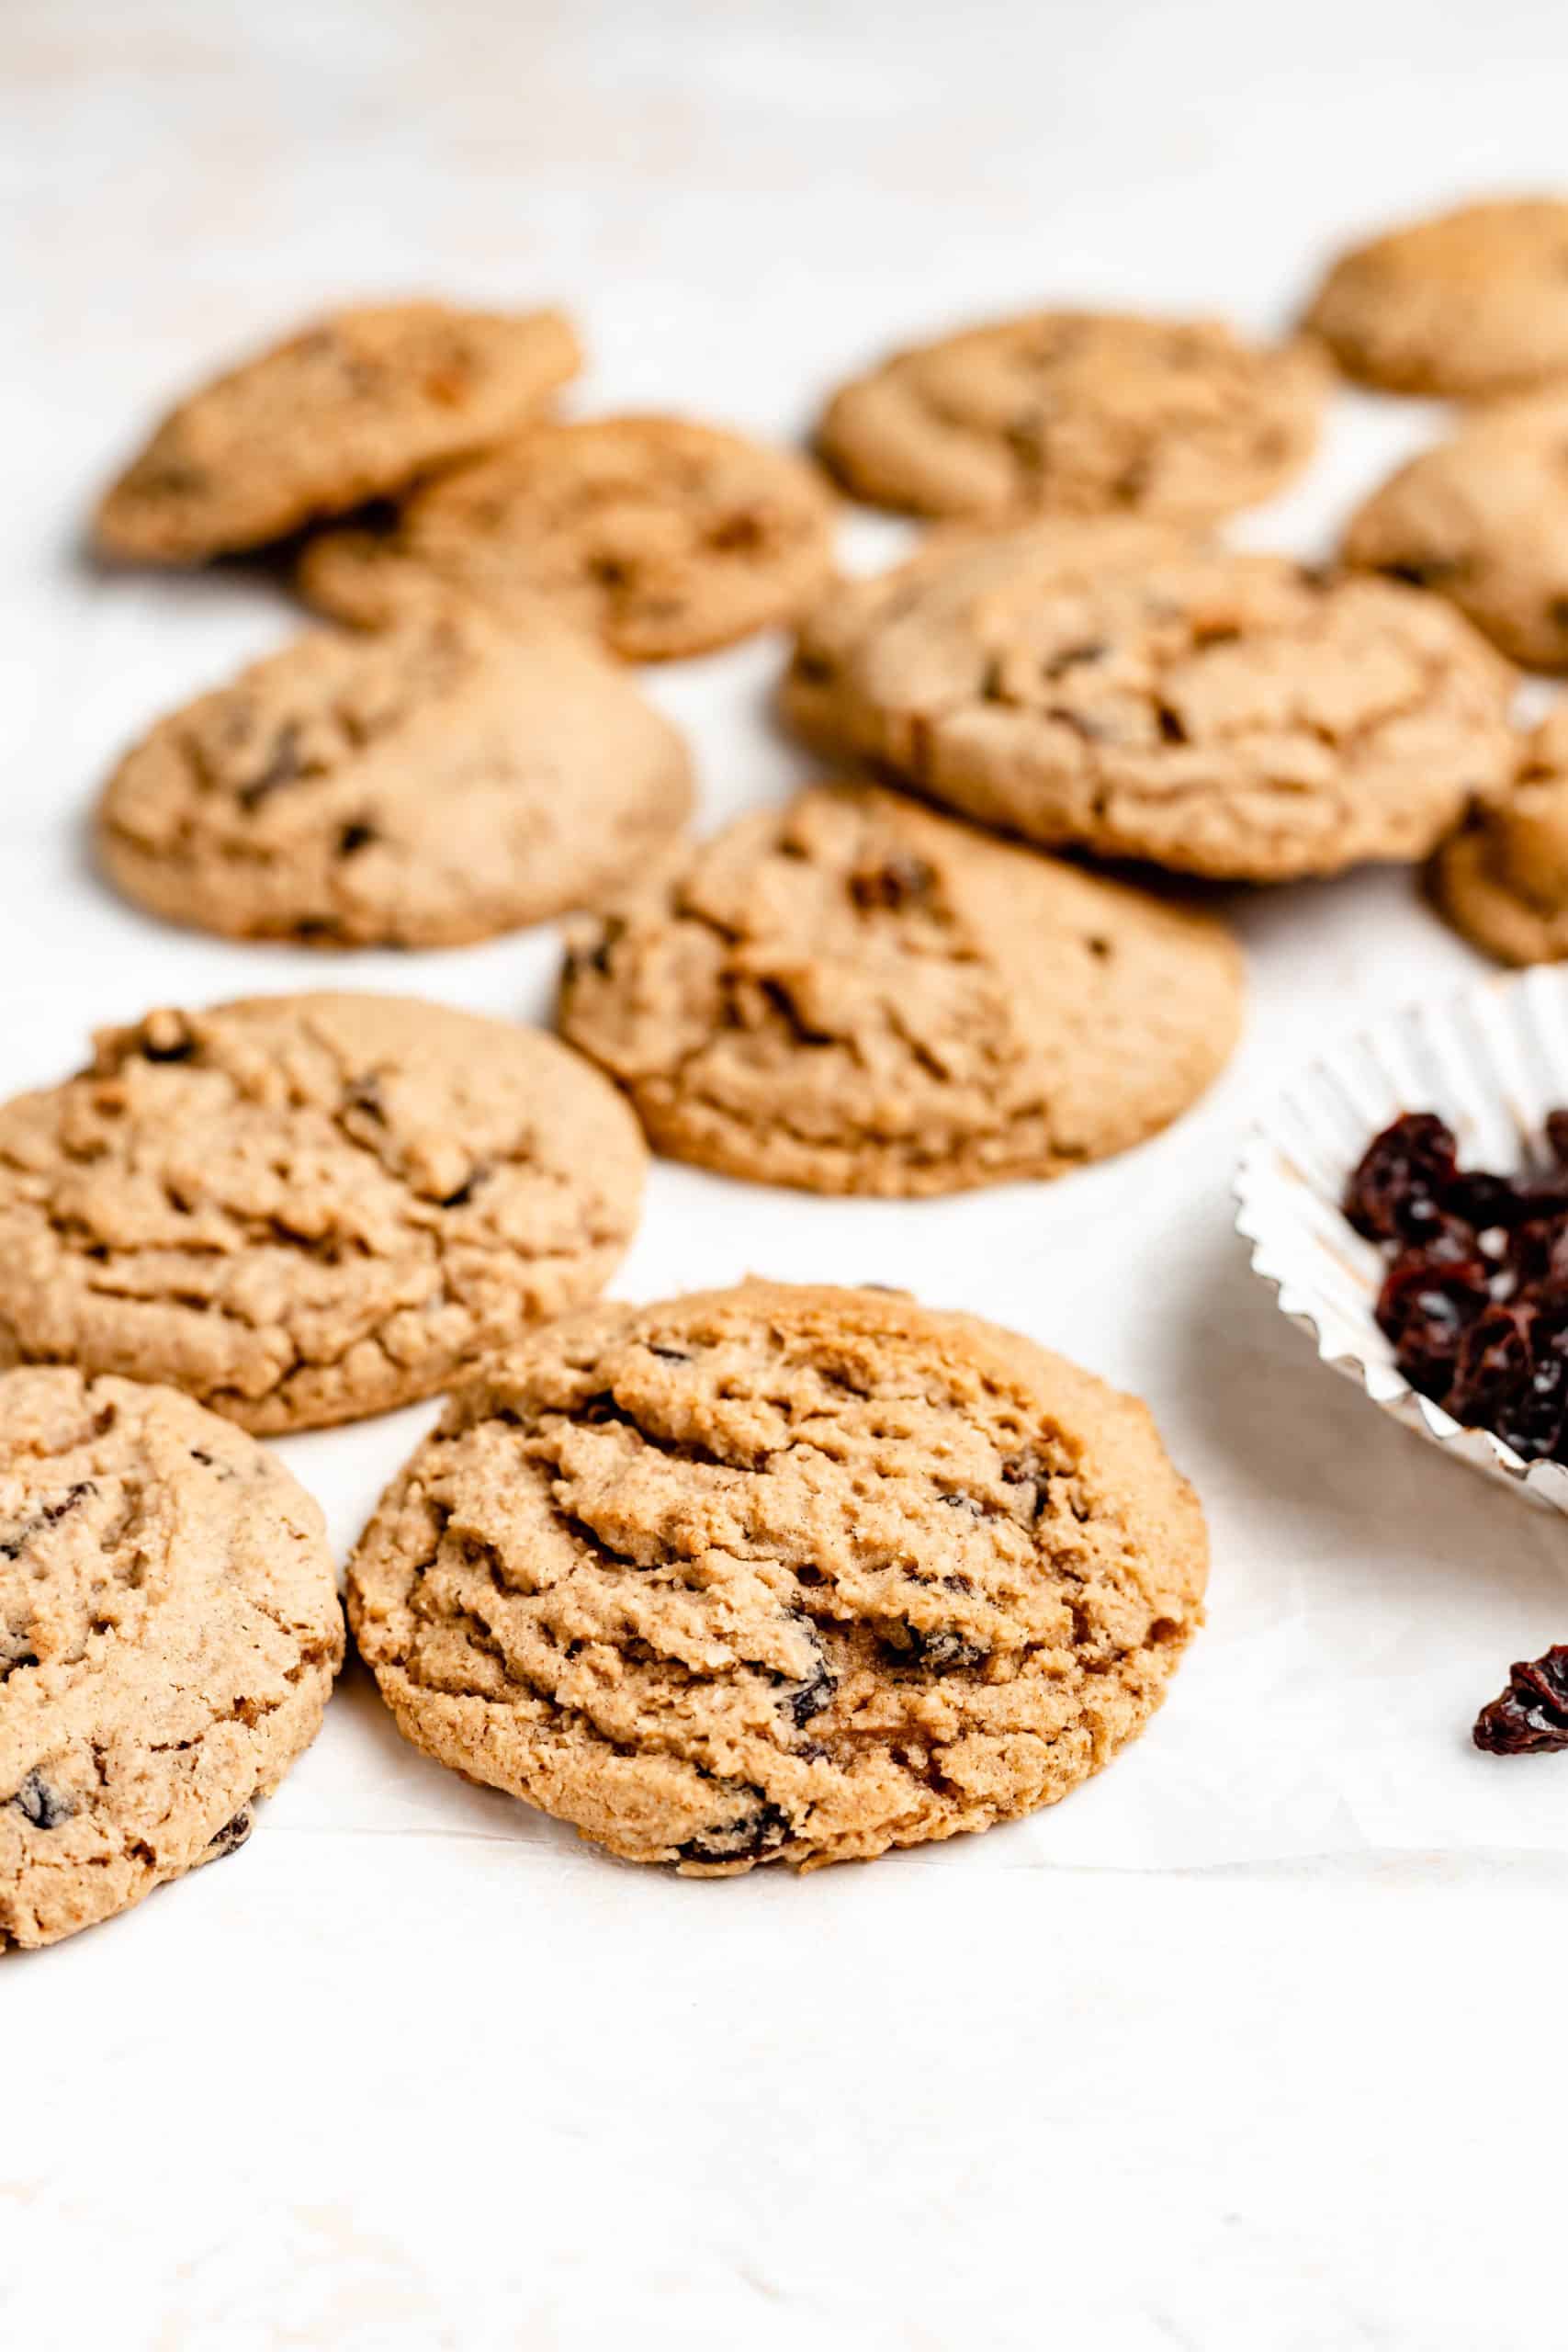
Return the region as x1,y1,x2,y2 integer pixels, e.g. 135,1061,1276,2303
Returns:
236,720,305,810
0,1481,96,1561
1344,1113,1461,1243
1374,1245,1491,1399
850,854,935,911
677,1793,792,1865
705,511,764,553
9,1770,75,1829
344,1073,385,1123
563,915,625,986
881,1624,988,1673
1473,1645,1568,1753
1385,555,1472,589
336,820,378,856
781,1656,836,1728
205,1808,254,1860
1445,1301,1540,1432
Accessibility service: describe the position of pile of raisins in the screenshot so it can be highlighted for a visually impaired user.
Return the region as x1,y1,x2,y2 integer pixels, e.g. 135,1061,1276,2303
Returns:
1344,1109,1568,1464
1344,1112,1568,1758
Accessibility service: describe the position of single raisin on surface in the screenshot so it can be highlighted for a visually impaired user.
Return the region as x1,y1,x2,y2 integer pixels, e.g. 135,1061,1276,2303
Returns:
1473,1645,1568,1754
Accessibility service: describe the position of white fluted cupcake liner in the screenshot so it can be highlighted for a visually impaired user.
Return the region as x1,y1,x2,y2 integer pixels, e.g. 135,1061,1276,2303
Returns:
1234,964,1568,1513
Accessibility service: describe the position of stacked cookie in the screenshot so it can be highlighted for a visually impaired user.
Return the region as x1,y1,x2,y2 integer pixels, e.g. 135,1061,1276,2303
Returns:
15,196,1568,1941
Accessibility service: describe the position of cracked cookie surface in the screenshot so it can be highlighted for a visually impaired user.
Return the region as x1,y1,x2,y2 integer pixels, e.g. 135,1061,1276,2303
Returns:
1303,198,1568,398
346,1280,1207,1873
95,300,581,563
0,994,646,1433
817,309,1327,522
298,413,838,659
1344,387,1568,673
557,781,1243,1194
0,1366,342,1949
1432,707,1568,964
782,519,1518,881
95,609,694,949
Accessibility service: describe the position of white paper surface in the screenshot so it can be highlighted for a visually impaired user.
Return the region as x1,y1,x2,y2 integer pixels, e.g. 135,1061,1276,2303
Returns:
8,4,1568,2346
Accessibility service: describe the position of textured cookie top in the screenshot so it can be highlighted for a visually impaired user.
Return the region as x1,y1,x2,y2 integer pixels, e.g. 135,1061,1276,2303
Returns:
1433,707,1568,965
95,610,694,949
558,781,1244,1194
298,413,838,659
783,519,1519,881
1344,387,1568,673
95,300,581,562
816,309,1327,522
1304,198,1568,397
0,1367,342,1949
0,995,646,1434
347,1281,1208,1873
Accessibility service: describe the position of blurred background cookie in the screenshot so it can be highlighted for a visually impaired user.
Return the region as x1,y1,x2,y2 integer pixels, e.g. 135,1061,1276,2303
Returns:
1432,708,1568,963
95,300,581,562
1343,386,1568,670
1304,198,1568,396
299,413,837,658
817,308,1327,522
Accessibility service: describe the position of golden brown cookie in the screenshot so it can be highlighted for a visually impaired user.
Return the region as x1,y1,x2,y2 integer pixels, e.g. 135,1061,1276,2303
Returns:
95,609,693,949
558,781,1244,1194
816,309,1328,521
1,1367,343,1950
782,519,1518,881
346,1280,1209,1873
1431,707,1568,963
95,300,581,562
1304,198,1568,397
1343,388,1568,672
0,995,647,1434
298,413,837,659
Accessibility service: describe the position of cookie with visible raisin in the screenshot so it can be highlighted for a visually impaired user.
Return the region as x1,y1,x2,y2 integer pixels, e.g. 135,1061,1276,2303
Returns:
0,1367,342,1949
782,520,1518,881
0,993,646,1433
346,1280,1209,1873
558,780,1243,1194
94,609,692,949
299,413,837,659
